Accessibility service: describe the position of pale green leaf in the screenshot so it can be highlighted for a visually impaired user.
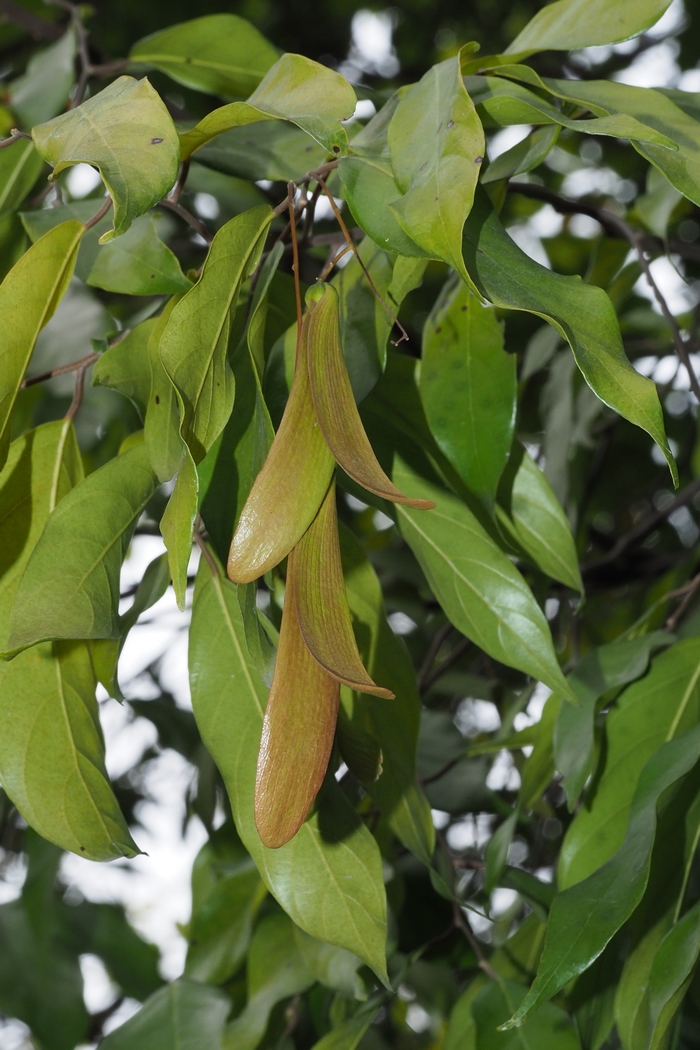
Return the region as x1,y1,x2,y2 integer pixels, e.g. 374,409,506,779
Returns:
504,722,700,1028
9,29,76,128
506,0,672,55
180,53,356,159
0,219,83,468
100,978,231,1050
189,560,389,982
462,188,676,485
391,454,574,700
130,14,279,98
496,443,582,591
7,442,159,652
388,48,485,286
196,119,327,183
144,295,185,483
92,319,158,421
32,76,180,242
421,281,515,508
0,640,140,861
0,138,45,219
161,446,198,609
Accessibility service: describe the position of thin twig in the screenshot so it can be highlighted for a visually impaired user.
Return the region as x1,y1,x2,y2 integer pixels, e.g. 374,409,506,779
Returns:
0,0,62,39
315,173,409,344
22,350,99,388
159,198,213,244
0,129,32,149
582,477,700,574
83,195,112,230
193,528,220,578
421,636,472,693
666,570,700,631
168,159,190,206
65,364,88,421
288,182,303,365
417,622,454,690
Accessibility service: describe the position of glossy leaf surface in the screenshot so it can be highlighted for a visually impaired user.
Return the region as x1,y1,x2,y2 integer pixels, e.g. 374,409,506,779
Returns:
388,49,485,285
506,0,671,54
180,52,356,159
190,560,388,980
32,77,179,241
8,443,159,652
0,219,82,468
421,281,515,508
462,188,676,483
296,482,393,696
130,14,279,98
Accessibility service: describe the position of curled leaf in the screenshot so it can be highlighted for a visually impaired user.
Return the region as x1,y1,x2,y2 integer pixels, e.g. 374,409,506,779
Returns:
254,551,339,848
227,301,335,584
305,284,434,510
295,481,394,698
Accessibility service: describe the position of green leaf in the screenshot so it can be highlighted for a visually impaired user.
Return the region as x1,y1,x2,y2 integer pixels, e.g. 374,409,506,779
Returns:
7,442,159,652
646,900,700,1049
473,980,581,1048
505,0,672,54
504,722,700,1028
387,48,485,286
309,1003,380,1050
0,219,83,468
390,453,574,699
559,637,700,888
9,28,76,128
0,138,45,220
481,125,560,184
0,419,83,650
161,447,198,610
185,828,267,984
223,912,314,1050
66,900,162,1002
196,118,328,183
554,631,673,807
144,295,185,483
130,14,279,98
496,443,582,591
340,155,429,259
189,560,389,981
92,319,158,421
180,53,356,159
161,205,272,461
100,978,231,1050
485,811,518,898
340,526,435,866
0,639,140,860
420,280,515,508
462,188,676,485
32,76,180,242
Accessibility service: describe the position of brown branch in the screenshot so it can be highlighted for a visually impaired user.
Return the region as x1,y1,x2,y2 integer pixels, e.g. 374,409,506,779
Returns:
83,195,112,230
65,364,88,421
22,351,99,388
582,477,700,574
168,159,190,206
159,198,213,244
0,130,32,149
666,570,700,632
508,181,700,400
193,527,220,578
0,0,62,40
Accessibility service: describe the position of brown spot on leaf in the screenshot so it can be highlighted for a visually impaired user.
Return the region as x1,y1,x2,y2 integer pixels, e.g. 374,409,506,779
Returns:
475,155,483,164
151,137,163,145
155,395,160,404
446,119,455,129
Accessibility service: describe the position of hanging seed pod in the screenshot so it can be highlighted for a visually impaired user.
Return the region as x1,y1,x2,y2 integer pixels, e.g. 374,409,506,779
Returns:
305,283,434,511
254,548,339,848
295,480,394,697
227,301,335,584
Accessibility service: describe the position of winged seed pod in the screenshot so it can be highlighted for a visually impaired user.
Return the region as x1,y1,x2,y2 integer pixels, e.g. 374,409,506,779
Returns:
254,547,340,849
228,282,432,585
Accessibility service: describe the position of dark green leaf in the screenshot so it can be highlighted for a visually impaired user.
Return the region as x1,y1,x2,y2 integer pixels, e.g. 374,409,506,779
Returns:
9,28,76,128
100,978,231,1050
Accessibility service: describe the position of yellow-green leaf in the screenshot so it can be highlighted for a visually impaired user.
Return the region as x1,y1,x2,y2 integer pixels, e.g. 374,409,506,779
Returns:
295,481,393,697
0,218,83,469
32,76,179,242
506,0,672,56
180,53,356,159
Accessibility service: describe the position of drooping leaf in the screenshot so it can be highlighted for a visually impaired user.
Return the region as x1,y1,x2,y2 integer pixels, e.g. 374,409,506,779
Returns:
255,544,341,848
559,637,700,889
0,219,83,468
160,204,272,460
9,28,76,129
305,283,433,509
100,978,231,1050
190,559,388,980
481,125,560,184
387,47,485,286
0,640,140,861
496,443,582,592
130,14,279,98
646,900,700,1050
32,76,180,242
144,295,185,483
389,452,574,699
180,53,356,159
0,419,83,650
160,446,198,609
506,0,671,55
0,138,45,220
462,187,677,484
7,442,159,653
92,319,158,421
554,631,673,808
504,722,700,1028
227,296,335,584
295,481,393,697
420,280,515,508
